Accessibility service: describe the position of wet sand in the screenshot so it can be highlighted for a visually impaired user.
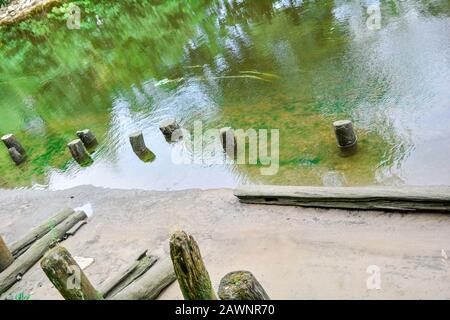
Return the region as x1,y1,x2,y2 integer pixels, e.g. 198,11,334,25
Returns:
0,185,449,300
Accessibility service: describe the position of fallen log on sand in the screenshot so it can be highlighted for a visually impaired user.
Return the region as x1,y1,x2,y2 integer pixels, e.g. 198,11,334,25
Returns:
9,208,75,258
100,250,158,299
111,257,176,300
0,211,87,294
234,185,450,212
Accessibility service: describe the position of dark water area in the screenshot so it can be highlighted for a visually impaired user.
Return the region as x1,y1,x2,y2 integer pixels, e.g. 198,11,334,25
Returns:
0,0,449,190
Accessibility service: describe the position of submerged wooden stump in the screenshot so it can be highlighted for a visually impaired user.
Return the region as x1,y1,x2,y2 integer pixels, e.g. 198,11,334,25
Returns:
218,271,270,300
129,132,156,162
0,236,14,272
67,139,92,165
220,127,237,157
41,246,101,300
1,134,25,155
333,120,357,156
159,118,180,139
8,147,26,165
77,129,98,149
170,231,217,300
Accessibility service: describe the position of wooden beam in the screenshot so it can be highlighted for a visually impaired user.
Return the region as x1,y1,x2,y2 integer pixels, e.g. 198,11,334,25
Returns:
234,185,450,212
218,271,270,300
0,211,87,294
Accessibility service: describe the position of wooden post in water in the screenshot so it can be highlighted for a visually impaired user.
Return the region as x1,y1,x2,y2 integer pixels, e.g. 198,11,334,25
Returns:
67,139,92,165
159,118,180,140
333,120,357,156
1,134,25,155
41,246,102,300
76,129,98,149
0,236,14,272
220,127,237,157
218,271,270,300
169,231,217,300
129,131,156,163
8,147,26,165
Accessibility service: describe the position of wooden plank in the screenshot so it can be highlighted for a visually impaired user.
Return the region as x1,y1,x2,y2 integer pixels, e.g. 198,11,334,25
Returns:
0,211,87,294
100,250,158,299
234,185,450,212
9,208,75,258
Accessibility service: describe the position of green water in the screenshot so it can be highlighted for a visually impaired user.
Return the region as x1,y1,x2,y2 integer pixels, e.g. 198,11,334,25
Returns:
0,0,449,190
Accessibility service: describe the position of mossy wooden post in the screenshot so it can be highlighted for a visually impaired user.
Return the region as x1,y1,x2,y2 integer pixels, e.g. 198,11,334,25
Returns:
129,131,156,163
8,147,26,165
41,246,101,300
76,129,98,149
67,139,92,165
218,271,270,300
170,231,217,300
333,120,357,156
159,118,180,139
2,134,25,155
0,236,14,272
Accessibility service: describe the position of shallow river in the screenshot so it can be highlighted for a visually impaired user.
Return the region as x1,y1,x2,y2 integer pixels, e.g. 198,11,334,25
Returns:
0,0,449,190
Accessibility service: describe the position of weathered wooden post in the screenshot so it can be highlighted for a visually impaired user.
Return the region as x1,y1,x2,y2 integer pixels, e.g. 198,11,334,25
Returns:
2,134,26,155
0,236,14,272
170,231,217,300
67,139,92,165
333,120,357,156
8,147,26,165
220,127,237,157
41,246,102,300
129,131,156,162
159,118,180,139
76,129,98,149
218,271,270,300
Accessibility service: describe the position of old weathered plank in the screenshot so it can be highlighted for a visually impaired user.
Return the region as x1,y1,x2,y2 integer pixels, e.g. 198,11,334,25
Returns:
234,185,450,212
0,211,87,294
111,257,176,300
9,208,75,258
218,271,270,300
100,250,158,299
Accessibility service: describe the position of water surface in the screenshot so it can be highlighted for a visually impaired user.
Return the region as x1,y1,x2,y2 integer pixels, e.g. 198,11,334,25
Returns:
0,0,449,190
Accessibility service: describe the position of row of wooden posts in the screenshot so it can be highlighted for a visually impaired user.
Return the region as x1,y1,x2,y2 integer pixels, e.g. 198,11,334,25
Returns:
1,118,358,166
0,207,269,300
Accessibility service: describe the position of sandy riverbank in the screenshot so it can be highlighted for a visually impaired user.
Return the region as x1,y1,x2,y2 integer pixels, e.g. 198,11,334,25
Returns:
0,185,449,300
0,0,63,26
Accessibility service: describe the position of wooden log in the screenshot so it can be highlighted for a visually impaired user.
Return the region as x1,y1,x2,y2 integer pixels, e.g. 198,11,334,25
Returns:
9,208,75,258
129,132,156,163
63,220,87,240
67,139,92,165
100,250,158,299
1,134,25,155
170,231,217,300
218,271,270,300
220,127,237,157
159,118,180,138
0,236,14,272
41,246,101,300
0,211,87,294
234,185,450,212
7,147,26,165
76,129,98,149
333,120,357,156
111,257,176,300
